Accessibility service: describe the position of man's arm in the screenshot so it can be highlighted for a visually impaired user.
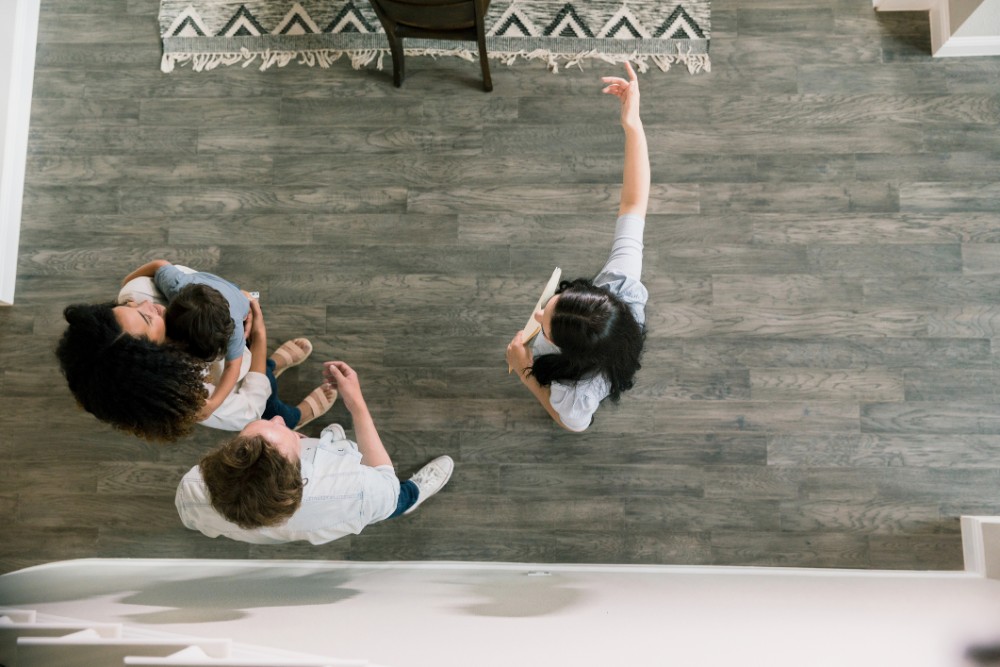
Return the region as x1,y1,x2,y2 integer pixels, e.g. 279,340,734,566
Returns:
245,298,267,375
323,361,392,467
122,259,171,287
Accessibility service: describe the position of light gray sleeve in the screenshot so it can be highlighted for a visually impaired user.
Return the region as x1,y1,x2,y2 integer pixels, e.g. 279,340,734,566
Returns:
549,376,610,433
599,213,645,280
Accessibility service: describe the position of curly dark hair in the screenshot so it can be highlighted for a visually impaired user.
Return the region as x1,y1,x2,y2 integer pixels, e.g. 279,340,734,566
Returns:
529,278,646,402
200,434,304,529
56,302,208,442
165,283,234,361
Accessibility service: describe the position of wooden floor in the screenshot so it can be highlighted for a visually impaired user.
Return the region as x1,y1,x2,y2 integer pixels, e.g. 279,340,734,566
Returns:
2,0,999,574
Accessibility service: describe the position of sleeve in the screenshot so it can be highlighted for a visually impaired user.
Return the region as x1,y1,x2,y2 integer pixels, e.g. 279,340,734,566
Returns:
153,264,191,302
598,213,645,280
198,371,271,431
225,329,245,362
174,466,214,534
119,276,166,307
594,213,649,326
549,381,600,433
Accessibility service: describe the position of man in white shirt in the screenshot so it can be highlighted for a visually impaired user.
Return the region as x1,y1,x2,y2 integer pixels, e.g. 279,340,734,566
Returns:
175,360,453,545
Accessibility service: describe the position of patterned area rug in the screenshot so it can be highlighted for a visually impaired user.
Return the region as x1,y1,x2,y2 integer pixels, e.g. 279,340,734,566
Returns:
159,1,710,75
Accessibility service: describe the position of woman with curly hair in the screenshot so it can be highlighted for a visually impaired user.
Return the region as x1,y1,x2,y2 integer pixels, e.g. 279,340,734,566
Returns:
505,62,649,432
57,302,208,442
57,270,334,442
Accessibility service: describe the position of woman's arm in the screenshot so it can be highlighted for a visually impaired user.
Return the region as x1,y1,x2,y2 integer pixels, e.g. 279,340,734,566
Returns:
602,62,649,219
122,259,171,287
506,331,578,432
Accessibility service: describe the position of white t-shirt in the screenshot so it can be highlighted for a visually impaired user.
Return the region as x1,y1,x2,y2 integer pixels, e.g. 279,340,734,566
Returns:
530,213,648,431
175,424,400,545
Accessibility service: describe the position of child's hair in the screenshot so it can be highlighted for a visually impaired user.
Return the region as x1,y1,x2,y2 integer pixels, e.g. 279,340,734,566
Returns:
165,284,234,361
529,278,645,402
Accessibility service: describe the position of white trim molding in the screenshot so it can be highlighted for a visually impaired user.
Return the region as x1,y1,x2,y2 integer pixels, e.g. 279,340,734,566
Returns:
874,0,1000,57
0,0,40,306
962,515,1000,579
934,33,1000,55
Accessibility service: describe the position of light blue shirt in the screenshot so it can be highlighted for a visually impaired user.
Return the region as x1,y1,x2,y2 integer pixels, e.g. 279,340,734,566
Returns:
175,425,400,545
531,213,648,431
155,264,249,362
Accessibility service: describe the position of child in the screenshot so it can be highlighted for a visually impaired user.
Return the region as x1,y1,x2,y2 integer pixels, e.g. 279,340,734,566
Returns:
164,282,244,420
505,62,649,432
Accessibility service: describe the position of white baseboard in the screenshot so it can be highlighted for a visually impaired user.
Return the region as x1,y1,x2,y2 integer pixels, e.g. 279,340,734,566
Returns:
934,33,1000,55
0,0,40,306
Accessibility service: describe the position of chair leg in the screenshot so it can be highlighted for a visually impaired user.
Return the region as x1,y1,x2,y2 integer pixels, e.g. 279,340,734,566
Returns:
384,27,405,87
476,0,492,91
477,33,491,91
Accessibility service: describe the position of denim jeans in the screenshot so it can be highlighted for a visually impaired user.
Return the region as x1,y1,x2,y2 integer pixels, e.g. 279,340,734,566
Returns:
261,358,301,427
388,480,419,518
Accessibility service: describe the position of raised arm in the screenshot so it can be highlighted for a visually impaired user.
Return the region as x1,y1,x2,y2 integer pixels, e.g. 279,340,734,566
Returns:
323,361,392,468
602,62,649,219
122,259,171,287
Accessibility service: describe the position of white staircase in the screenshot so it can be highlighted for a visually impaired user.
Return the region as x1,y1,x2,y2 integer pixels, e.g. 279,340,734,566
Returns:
873,0,1000,56
0,609,362,667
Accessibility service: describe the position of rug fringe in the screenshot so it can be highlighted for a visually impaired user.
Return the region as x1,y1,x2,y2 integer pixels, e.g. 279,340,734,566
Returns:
161,44,710,74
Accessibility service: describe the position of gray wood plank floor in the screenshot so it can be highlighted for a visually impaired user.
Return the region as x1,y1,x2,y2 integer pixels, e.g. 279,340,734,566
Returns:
2,0,998,573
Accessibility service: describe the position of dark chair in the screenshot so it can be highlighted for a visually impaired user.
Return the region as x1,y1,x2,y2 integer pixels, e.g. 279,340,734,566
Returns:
367,0,493,91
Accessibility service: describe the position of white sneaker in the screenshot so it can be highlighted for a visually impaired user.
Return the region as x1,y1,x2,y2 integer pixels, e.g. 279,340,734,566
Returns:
403,455,454,515
319,423,346,443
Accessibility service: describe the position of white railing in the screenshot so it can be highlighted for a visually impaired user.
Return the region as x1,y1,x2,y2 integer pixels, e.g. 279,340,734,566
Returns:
0,0,39,305
0,609,357,667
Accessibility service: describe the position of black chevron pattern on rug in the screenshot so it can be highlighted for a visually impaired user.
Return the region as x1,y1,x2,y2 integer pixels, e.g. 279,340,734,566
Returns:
604,15,644,38
217,4,267,36
543,3,594,38
324,1,376,33
168,16,206,37
278,13,316,34
653,5,705,39
491,11,533,37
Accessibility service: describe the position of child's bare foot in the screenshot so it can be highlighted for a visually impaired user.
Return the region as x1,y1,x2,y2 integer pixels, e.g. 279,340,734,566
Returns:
271,338,313,378
294,383,337,431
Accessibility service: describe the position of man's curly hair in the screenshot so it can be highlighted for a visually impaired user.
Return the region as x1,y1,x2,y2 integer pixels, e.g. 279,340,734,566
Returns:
56,302,208,442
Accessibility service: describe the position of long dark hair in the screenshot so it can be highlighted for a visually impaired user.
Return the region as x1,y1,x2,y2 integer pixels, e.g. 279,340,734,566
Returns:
529,278,645,401
56,303,208,442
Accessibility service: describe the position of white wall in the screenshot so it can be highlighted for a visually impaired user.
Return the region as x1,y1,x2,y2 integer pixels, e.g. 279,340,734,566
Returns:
2,558,1000,667
952,0,1000,36
949,0,985,32
0,0,40,305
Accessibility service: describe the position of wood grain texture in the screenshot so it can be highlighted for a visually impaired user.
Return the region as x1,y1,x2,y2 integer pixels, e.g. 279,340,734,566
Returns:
3,0,995,573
